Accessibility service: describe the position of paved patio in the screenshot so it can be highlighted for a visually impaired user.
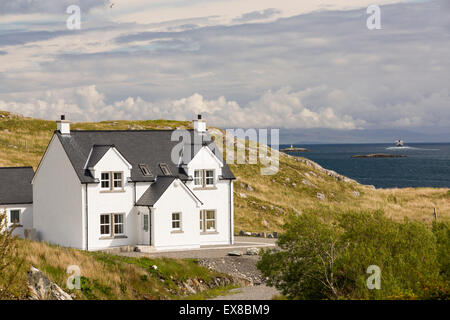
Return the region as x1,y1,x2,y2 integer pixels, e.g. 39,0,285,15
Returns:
120,236,277,259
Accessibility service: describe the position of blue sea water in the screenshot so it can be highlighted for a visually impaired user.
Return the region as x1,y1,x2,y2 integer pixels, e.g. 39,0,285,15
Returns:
279,143,450,188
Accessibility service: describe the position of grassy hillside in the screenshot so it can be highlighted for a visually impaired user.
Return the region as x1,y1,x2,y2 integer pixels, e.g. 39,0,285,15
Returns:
5,239,235,300
1,110,449,234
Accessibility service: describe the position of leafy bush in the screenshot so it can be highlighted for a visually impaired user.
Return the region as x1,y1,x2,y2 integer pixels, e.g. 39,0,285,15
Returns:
0,209,26,299
258,210,445,300
432,221,450,280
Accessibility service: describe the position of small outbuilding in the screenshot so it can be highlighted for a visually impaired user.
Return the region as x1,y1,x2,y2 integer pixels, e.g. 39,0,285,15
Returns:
0,166,34,237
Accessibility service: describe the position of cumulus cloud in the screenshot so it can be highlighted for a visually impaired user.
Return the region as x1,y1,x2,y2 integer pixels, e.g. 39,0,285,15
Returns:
0,0,449,137
0,85,363,129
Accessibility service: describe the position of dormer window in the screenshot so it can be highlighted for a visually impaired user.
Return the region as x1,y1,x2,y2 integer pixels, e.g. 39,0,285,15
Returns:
205,170,214,185
101,171,124,191
139,164,152,176
101,172,110,189
194,169,215,187
113,172,123,188
159,163,172,176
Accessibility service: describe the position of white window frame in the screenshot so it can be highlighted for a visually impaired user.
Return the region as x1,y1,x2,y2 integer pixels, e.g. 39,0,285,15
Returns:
139,164,152,176
205,170,214,186
194,169,215,187
194,170,203,186
10,209,20,225
100,214,110,235
100,172,110,189
143,214,149,232
113,172,123,189
159,163,172,176
113,213,125,235
99,213,125,237
171,212,182,231
200,209,217,233
100,171,124,191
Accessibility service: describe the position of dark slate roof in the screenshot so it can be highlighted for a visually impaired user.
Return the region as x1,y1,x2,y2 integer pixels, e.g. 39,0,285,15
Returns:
136,176,175,206
55,129,235,183
85,145,115,169
0,167,34,205
136,177,202,207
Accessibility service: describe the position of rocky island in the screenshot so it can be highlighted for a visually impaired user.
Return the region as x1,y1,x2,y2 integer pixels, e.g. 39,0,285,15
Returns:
352,153,406,158
281,145,309,152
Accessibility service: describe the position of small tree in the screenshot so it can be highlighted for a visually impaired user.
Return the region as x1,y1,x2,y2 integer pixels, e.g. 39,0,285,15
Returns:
258,210,442,300
257,213,348,299
0,208,24,299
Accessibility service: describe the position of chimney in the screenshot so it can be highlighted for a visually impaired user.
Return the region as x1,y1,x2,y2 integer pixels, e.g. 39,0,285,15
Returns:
193,114,206,133
57,114,70,135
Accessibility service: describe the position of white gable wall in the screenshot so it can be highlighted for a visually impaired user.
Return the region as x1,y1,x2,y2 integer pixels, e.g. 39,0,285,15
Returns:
152,180,201,250
86,148,136,250
33,136,84,248
185,146,233,246
2,204,33,238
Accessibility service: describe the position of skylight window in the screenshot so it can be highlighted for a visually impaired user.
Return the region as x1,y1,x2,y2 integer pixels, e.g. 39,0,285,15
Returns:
139,164,152,176
159,163,172,176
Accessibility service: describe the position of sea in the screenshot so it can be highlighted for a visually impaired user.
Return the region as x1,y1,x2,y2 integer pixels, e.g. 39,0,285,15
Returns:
279,143,450,189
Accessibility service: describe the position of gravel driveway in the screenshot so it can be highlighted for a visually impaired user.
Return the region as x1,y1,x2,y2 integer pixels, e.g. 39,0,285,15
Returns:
117,236,280,300
212,285,279,300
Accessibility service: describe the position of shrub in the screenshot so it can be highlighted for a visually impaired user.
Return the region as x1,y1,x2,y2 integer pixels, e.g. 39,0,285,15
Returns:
337,211,439,299
258,210,443,300
0,209,26,299
432,221,450,281
257,212,346,299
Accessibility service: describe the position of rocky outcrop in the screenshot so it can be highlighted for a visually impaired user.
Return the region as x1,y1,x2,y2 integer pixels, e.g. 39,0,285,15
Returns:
292,157,357,183
171,277,235,296
27,267,72,300
199,257,260,286
352,153,406,158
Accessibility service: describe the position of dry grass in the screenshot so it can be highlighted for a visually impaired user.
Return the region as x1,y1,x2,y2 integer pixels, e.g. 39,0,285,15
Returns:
229,152,449,232
1,110,448,234
12,239,228,300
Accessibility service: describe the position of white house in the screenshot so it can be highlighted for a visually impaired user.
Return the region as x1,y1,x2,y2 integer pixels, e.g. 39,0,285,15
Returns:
0,167,34,238
31,115,235,251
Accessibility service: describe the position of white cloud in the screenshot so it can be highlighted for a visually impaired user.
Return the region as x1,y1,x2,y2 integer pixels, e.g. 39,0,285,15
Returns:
0,85,363,129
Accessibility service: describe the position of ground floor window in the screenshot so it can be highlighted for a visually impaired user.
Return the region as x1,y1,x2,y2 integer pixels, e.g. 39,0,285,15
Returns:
10,210,20,224
100,213,124,237
200,210,216,232
100,214,110,235
143,214,149,232
114,214,124,235
172,212,182,231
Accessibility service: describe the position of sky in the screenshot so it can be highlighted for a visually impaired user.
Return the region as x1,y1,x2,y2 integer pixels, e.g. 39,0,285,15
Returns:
0,0,449,142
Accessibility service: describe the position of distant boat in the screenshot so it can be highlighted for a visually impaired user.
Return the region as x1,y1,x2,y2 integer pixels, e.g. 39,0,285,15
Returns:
395,139,404,147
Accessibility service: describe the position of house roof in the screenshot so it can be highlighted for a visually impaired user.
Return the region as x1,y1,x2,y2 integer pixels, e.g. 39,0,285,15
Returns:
136,176,202,207
85,145,114,169
55,129,235,183
0,167,34,205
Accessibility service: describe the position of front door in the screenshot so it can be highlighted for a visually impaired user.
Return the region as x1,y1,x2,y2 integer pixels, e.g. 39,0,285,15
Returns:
140,212,151,245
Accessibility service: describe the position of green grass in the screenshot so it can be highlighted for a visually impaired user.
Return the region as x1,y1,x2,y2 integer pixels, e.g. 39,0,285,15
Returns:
1,110,449,234
9,239,235,300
